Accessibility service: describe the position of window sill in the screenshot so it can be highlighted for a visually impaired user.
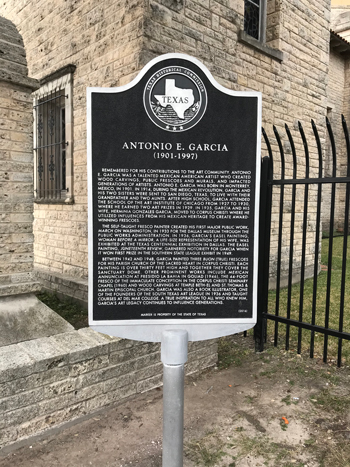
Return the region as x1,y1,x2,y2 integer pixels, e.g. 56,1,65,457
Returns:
34,197,74,205
238,31,284,63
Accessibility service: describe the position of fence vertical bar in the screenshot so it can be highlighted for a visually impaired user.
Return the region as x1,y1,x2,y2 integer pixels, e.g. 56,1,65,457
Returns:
310,120,323,359
324,117,337,363
338,115,350,366
285,124,298,351
256,154,272,351
273,126,286,347
297,122,310,354
261,129,274,344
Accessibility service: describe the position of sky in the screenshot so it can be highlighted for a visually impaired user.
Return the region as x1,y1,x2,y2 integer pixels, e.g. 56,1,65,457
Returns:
332,0,350,6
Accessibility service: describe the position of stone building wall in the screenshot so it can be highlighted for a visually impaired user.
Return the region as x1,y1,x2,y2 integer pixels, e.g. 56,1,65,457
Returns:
323,48,347,234
0,16,40,296
332,14,350,236
0,84,33,286
326,7,350,235
344,60,350,124
0,0,147,285
0,0,332,290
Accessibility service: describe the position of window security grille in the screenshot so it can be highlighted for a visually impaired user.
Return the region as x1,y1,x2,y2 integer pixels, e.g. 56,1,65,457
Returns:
33,67,74,204
34,90,68,200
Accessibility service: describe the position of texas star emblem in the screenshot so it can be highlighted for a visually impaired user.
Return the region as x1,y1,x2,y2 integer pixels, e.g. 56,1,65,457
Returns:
143,66,207,132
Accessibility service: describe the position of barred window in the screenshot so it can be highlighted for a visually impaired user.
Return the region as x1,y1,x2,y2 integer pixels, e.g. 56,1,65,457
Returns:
33,67,74,203
244,0,266,42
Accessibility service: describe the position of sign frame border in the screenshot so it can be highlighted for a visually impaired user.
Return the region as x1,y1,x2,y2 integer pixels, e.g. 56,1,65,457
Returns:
87,53,262,342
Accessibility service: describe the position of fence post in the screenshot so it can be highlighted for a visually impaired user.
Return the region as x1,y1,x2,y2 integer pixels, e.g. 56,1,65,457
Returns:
255,156,272,352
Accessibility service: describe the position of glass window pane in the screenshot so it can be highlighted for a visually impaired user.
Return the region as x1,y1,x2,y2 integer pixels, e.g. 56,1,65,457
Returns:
244,0,260,40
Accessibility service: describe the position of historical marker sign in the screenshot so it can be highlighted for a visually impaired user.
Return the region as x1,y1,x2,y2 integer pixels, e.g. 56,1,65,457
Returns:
87,54,261,342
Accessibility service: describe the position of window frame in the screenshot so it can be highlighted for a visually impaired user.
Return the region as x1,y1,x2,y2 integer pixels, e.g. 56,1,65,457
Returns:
244,0,267,43
33,67,74,204
239,0,283,63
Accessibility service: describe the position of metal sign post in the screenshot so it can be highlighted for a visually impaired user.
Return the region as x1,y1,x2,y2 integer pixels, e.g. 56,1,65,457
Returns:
161,330,188,467
87,53,261,465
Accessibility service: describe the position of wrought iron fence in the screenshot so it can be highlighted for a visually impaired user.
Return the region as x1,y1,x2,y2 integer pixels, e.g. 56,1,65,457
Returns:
255,116,350,367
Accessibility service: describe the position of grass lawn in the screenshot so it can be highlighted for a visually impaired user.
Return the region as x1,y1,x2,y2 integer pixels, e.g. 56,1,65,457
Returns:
267,235,350,363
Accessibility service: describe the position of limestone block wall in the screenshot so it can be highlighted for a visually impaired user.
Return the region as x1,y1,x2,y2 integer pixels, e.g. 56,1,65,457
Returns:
327,9,350,235
0,0,332,288
0,328,217,448
35,269,88,308
0,0,146,282
323,49,348,234
141,0,331,284
337,56,350,234
344,61,350,123
0,15,40,296
0,81,40,296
